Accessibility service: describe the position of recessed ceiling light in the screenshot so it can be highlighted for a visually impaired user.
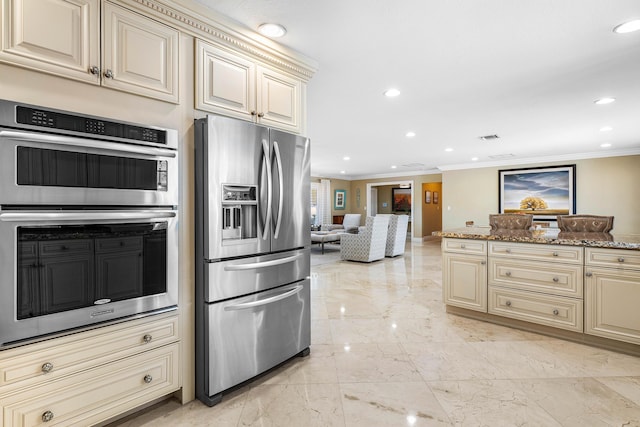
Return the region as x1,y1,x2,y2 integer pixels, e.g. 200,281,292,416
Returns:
405,132,416,138
600,126,613,132
340,170,346,174
343,156,350,161
258,23,287,38
391,165,397,169
471,157,479,161
600,143,612,148
594,97,615,105
613,19,640,34
445,148,453,152
384,88,400,97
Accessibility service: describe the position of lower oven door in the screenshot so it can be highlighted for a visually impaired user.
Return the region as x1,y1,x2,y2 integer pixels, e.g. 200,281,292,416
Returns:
0,209,178,348
200,279,310,400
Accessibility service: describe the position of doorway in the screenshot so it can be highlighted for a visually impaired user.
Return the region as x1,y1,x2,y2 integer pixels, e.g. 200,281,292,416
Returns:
366,180,413,237
422,182,442,238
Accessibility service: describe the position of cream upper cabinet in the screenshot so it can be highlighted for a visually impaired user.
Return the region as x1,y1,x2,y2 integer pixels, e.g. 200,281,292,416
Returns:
196,39,304,134
0,0,179,103
442,239,487,312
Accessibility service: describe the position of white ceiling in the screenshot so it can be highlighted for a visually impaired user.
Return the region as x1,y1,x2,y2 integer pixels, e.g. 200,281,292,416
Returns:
194,0,640,179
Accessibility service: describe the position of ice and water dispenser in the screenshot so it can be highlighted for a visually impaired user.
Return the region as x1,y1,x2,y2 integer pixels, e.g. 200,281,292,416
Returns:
221,185,258,242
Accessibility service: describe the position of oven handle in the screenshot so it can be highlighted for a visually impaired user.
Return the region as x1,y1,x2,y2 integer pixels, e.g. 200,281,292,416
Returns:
0,130,176,158
223,285,304,311
224,253,303,271
0,210,176,222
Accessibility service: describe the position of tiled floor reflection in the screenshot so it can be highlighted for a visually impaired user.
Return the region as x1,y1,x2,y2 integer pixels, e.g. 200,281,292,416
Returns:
110,239,640,426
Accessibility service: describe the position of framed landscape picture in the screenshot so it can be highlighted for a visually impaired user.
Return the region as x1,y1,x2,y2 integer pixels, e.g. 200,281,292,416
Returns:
392,188,411,212
499,165,576,220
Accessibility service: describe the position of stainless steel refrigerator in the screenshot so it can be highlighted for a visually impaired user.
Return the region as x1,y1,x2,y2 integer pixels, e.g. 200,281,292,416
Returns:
194,114,311,406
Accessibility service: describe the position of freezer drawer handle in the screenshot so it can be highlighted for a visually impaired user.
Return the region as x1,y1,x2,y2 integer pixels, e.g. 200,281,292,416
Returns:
224,253,304,271
224,285,304,311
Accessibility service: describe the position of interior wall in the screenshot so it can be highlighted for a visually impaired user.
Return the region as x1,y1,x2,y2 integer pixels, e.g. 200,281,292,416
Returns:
442,155,640,234
376,185,394,214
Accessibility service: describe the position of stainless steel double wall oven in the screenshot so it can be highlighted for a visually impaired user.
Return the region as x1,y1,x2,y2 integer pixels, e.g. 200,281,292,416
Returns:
0,99,179,348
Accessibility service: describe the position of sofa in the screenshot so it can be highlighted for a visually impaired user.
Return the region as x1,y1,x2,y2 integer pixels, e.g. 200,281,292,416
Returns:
321,213,361,234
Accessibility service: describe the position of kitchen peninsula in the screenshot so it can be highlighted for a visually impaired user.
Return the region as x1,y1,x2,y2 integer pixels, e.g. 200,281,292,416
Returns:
436,227,640,356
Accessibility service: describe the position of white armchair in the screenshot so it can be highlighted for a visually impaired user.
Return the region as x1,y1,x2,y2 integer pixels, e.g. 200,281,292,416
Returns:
383,215,409,257
340,216,389,262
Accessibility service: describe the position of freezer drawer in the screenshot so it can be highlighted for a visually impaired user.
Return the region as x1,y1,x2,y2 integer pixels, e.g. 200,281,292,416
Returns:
202,279,310,400
205,248,309,302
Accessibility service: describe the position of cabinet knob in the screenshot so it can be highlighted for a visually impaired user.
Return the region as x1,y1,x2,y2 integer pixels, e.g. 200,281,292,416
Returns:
104,69,114,79
251,111,257,116
41,362,54,373
460,244,466,249
618,257,625,263
552,252,559,257
143,334,152,344
257,112,264,118
505,300,512,307
89,66,100,75
505,271,512,277
552,277,559,282
586,272,593,277
480,260,486,265
505,248,511,253
144,374,153,383
42,411,54,422
552,309,559,316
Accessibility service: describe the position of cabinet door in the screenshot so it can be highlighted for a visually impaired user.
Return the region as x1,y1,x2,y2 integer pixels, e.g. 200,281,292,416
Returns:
585,267,640,345
102,1,179,103
40,253,95,315
442,252,487,312
0,0,100,83
17,242,40,319
95,236,143,301
256,65,301,133
195,39,256,120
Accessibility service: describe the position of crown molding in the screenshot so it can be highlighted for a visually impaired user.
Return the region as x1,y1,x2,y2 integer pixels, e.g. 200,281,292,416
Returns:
437,148,640,171
119,0,318,81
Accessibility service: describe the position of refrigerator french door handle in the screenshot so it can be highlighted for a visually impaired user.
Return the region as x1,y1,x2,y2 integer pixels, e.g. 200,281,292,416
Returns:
223,253,304,271
272,141,284,239
261,139,272,240
223,285,304,311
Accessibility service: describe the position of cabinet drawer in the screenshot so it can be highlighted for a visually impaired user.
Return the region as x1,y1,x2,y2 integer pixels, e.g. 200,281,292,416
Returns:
0,314,178,388
39,239,93,257
1,343,179,427
489,258,583,298
489,242,583,264
443,238,487,255
585,247,640,270
95,236,143,252
488,286,583,332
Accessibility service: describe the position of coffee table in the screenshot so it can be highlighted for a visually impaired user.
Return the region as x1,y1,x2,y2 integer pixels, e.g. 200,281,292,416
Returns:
310,231,341,254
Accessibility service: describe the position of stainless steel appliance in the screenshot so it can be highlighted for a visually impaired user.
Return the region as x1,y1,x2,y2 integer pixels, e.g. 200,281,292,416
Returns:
194,114,311,406
0,99,179,348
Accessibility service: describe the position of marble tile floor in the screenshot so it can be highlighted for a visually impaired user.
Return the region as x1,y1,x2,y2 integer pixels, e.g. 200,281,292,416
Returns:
110,239,640,427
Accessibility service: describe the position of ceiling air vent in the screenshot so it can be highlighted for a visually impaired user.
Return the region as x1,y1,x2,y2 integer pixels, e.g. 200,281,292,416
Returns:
401,163,425,168
488,153,515,160
479,134,500,141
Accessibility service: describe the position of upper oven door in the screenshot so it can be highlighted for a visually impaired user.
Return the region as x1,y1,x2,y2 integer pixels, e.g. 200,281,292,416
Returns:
0,128,178,207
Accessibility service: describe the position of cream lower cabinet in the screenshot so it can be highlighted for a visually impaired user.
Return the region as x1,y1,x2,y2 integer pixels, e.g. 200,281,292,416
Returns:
0,0,179,103
487,242,584,332
0,312,180,426
442,239,487,312
585,248,640,345
196,39,304,134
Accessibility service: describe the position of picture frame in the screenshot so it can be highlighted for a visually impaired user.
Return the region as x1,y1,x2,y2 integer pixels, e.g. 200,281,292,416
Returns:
433,191,439,204
425,190,431,203
334,189,346,210
499,165,576,220
392,188,411,212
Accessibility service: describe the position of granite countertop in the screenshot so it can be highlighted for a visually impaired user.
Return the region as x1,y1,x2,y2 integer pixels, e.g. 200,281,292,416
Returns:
434,227,640,250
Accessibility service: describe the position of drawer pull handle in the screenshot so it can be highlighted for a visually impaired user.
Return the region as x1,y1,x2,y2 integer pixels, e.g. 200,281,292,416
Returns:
143,334,153,344
505,271,512,277
505,300,512,307
144,374,153,384
618,257,625,263
460,244,466,249
552,277,559,282
505,249,511,253
41,362,54,373
552,252,559,257
552,309,559,316
586,272,593,277
42,411,54,422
